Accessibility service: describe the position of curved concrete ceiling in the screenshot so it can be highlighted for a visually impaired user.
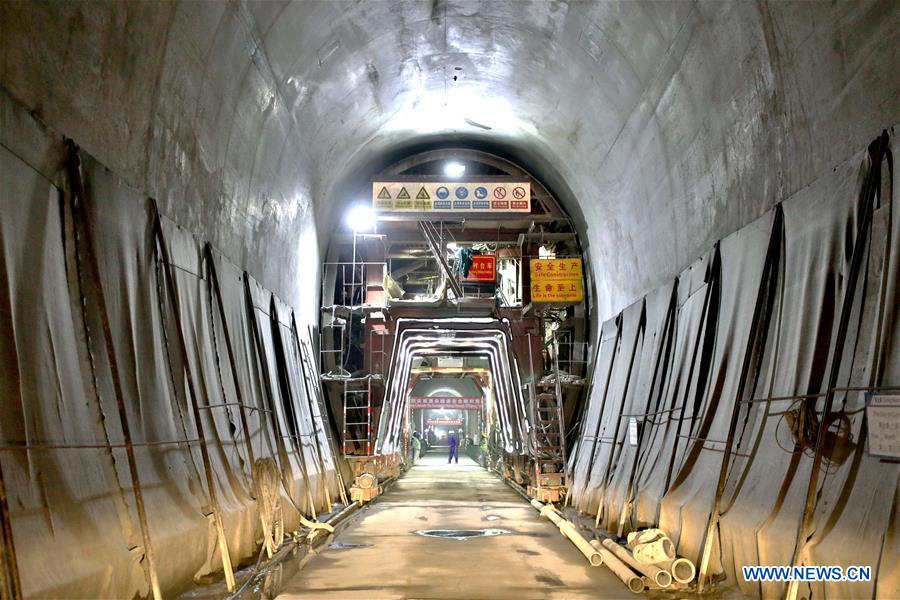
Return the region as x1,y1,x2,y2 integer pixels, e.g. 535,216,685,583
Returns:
2,1,897,320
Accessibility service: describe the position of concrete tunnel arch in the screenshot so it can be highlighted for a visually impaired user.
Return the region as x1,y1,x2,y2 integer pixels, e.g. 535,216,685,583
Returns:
0,1,898,598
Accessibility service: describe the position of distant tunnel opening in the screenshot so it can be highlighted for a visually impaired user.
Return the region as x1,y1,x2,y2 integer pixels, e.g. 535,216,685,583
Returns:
318,147,591,502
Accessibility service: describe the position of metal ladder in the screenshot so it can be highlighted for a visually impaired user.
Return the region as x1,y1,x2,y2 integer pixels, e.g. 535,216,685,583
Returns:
530,338,568,488
342,378,373,456
319,313,349,377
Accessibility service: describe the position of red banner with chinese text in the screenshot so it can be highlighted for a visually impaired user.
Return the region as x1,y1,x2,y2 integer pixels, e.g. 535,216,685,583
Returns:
410,397,483,410
464,255,497,282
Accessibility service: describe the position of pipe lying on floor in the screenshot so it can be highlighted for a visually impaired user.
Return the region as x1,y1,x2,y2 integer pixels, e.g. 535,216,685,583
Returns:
529,499,602,567
589,540,645,594
625,528,694,584
601,538,672,588
657,556,696,584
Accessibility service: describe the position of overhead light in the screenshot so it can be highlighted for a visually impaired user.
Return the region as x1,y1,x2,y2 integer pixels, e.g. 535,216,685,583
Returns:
444,161,466,178
446,242,458,251
346,204,375,232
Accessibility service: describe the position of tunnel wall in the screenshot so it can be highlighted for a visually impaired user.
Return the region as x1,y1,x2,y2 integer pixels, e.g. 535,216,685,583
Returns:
3,1,897,324
571,1,900,321
0,1,322,321
569,132,899,598
1,3,898,598
0,91,344,598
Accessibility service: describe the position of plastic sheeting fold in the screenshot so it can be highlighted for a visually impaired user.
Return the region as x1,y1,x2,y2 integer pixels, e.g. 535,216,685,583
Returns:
1,134,342,596
569,133,899,598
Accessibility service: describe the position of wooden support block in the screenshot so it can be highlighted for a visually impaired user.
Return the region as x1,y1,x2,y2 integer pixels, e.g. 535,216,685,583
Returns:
537,472,565,488
350,485,382,503
528,485,565,503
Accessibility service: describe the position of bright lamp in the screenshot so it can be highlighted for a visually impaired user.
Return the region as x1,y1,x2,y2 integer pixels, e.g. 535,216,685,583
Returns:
444,161,466,178
346,204,375,232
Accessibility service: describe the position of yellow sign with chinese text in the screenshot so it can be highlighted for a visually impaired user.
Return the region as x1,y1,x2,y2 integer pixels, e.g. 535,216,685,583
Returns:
530,258,584,303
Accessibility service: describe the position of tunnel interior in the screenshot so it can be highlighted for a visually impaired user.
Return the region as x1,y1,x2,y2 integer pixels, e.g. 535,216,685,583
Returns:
1,1,899,599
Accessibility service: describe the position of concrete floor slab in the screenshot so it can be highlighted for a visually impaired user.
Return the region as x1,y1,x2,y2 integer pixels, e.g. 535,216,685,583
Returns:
279,452,635,599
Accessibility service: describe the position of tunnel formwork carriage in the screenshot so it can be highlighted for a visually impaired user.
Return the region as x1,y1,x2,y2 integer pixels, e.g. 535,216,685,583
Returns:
317,148,592,503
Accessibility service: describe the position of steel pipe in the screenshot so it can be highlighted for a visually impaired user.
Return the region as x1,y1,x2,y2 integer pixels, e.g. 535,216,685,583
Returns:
589,540,645,594
601,538,672,588
375,317,529,454
385,343,510,446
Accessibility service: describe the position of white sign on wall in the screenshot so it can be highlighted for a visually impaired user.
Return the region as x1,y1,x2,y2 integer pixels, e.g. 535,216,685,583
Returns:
866,394,900,459
437,356,464,368
628,418,639,447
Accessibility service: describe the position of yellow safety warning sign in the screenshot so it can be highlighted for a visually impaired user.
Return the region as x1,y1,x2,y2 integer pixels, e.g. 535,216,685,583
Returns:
375,186,392,210
530,258,583,303
371,180,530,213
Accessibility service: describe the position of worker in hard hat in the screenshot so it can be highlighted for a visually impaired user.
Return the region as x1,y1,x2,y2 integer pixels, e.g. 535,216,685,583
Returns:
411,430,422,464
447,430,459,464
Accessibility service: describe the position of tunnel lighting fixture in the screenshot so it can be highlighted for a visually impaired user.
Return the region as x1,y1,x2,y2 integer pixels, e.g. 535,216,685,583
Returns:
444,161,466,178
346,204,375,232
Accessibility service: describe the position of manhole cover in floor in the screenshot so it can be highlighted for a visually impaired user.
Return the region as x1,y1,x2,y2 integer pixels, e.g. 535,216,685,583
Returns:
414,528,510,541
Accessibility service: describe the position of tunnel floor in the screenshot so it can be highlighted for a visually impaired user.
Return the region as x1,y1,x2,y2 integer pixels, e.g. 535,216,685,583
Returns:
278,452,633,599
